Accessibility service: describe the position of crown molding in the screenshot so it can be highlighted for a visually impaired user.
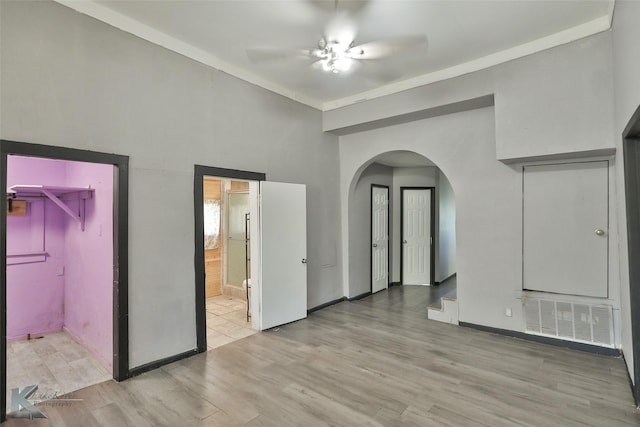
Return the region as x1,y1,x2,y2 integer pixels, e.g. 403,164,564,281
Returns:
54,1,614,113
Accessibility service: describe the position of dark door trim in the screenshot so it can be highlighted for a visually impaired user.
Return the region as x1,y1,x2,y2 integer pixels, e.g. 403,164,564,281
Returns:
370,184,390,293
400,187,435,286
623,105,640,407
1,140,129,422
193,165,265,353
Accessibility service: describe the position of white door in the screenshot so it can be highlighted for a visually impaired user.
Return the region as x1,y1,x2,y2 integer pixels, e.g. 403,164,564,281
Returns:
402,189,432,285
259,181,307,330
371,186,389,293
523,161,608,297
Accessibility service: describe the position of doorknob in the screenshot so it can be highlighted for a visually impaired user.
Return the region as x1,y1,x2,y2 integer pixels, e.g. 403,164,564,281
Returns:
372,244,378,248
403,240,407,244
301,258,308,264
595,229,605,236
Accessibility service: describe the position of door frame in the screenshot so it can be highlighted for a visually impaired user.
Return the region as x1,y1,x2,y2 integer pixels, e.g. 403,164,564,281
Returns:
622,105,640,407
193,165,265,353
400,187,435,286
1,140,129,422
370,184,390,293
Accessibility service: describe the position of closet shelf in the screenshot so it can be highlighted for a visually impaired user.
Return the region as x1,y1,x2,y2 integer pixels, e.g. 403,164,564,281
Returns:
7,185,94,231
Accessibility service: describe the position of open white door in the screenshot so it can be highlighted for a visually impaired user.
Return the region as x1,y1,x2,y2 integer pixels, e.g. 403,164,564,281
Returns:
259,181,307,330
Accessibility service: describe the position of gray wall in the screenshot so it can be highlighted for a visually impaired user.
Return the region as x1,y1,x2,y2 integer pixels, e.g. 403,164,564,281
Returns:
0,1,341,368
438,171,456,281
348,163,393,298
336,31,621,335
612,0,640,384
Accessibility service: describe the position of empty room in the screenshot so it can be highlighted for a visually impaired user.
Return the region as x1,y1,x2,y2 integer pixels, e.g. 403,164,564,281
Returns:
1,0,640,425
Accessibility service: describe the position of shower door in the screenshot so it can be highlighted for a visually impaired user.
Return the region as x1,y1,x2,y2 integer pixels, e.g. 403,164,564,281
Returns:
227,192,249,288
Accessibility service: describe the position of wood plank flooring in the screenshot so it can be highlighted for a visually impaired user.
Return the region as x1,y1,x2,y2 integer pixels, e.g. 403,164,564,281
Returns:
5,286,639,426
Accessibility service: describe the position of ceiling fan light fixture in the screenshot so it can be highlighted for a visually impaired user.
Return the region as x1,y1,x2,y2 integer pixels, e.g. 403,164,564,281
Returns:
333,56,352,72
322,58,349,74
316,38,354,74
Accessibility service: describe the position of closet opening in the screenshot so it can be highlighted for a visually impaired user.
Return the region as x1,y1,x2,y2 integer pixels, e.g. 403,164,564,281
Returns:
1,140,129,422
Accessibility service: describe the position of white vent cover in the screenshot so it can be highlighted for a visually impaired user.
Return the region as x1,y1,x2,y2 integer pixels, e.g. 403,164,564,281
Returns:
523,298,613,347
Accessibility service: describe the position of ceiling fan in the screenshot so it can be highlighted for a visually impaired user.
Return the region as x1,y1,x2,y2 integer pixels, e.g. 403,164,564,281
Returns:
309,33,427,74
246,4,428,75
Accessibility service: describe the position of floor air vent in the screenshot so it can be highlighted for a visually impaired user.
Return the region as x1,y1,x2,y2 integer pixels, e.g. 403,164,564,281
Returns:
523,298,613,347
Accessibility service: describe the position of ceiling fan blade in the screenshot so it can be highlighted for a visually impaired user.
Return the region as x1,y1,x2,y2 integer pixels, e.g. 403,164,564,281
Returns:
349,35,428,59
246,46,316,63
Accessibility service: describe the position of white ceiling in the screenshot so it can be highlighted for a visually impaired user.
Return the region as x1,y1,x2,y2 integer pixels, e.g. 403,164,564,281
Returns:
57,0,613,110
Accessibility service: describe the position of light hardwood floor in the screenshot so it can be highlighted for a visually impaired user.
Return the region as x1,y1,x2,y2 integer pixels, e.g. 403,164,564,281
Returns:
5,286,639,426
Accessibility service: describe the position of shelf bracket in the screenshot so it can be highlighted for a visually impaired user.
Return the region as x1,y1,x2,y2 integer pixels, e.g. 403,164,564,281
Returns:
41,188,85,231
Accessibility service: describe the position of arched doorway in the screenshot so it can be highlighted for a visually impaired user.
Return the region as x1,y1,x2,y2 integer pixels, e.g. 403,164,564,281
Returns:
345,150,458,321
337,106,523,331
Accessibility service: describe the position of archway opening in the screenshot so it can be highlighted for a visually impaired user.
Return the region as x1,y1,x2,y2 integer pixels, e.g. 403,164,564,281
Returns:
347,150,457,320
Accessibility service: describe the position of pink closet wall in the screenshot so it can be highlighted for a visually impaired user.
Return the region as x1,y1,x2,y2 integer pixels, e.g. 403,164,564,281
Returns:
7,156,67,340
63,160,113,369
6,155,114,370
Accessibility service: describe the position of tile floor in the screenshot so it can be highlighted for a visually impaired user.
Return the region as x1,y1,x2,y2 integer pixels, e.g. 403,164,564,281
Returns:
6,332,111,411
206,295,257,350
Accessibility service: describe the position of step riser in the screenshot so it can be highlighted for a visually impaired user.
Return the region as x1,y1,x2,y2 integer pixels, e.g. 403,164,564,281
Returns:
428,298,458,325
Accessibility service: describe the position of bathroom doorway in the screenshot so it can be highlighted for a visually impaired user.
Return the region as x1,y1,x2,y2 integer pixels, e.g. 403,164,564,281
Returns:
202,176,256,349
194,165,308,352
194,166,265,352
